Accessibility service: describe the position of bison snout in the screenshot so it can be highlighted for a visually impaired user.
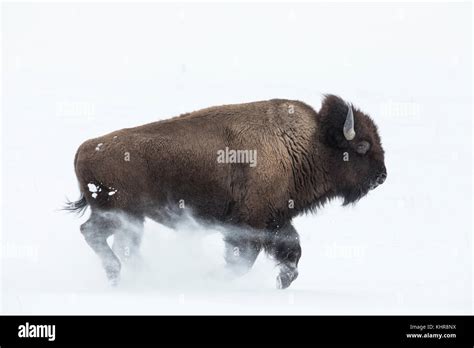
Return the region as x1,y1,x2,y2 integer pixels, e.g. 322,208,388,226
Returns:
376,172,387,185
368,170,387,191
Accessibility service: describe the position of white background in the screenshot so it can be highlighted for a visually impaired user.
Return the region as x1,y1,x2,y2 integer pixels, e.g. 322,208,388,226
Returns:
1,2,472,314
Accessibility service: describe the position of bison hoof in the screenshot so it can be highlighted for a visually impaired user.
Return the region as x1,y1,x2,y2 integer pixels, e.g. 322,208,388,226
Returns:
276,270,298,289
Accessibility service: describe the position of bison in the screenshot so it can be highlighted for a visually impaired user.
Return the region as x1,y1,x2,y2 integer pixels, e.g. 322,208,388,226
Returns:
65,95,387,289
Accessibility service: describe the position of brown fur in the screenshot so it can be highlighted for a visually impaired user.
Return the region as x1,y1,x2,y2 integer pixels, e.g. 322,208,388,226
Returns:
68,95,387,288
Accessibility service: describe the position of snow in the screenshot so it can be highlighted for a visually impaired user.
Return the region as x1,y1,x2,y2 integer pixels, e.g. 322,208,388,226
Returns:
1,2,472,314
87,183,98,193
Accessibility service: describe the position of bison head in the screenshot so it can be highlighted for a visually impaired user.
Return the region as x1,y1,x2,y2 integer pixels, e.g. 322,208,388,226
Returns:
319,95,387,205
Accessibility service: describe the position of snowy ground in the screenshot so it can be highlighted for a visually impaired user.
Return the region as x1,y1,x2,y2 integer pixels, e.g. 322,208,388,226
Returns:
1,2,472,314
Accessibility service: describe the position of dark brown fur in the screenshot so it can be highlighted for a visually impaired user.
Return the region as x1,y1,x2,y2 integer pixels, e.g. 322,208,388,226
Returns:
67,95,386,289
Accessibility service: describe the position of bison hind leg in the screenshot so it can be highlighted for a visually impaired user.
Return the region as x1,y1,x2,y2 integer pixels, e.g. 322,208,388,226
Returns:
80,210,122,285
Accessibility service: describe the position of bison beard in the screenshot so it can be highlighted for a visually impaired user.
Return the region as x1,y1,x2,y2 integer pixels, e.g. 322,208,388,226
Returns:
65,95,387,289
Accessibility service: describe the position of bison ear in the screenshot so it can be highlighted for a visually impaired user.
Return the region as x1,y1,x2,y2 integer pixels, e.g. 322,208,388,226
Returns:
320,95,350,149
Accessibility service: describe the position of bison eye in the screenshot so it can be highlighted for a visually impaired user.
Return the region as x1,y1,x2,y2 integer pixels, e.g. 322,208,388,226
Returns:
356,141,370,155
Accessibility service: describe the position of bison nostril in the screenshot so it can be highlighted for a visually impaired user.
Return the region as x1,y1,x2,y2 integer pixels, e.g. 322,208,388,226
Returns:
377,173,387,184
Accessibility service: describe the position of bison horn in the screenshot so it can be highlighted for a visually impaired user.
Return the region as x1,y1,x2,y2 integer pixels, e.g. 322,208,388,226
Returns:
343,102,356,140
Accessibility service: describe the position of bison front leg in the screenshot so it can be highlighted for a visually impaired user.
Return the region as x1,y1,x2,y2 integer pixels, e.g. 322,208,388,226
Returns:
266,224,302,289
80,211,122,285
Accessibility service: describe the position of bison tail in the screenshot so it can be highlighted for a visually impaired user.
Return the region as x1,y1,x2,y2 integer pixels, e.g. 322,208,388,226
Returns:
63,194,89,216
